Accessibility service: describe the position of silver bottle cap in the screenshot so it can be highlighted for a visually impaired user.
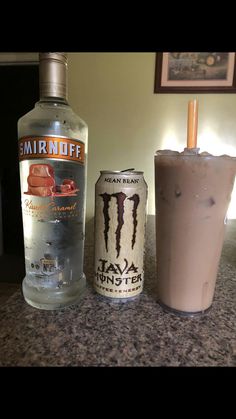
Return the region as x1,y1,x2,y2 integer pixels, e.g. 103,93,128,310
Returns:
39,52,68,100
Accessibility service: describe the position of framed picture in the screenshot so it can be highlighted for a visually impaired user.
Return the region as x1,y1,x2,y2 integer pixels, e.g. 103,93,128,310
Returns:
154,52,236,93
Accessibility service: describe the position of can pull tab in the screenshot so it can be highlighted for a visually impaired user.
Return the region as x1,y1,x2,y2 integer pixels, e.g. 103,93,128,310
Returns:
121,168,135,172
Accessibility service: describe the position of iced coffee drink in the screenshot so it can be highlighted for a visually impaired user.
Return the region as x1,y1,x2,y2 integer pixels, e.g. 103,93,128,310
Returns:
155,149,236,315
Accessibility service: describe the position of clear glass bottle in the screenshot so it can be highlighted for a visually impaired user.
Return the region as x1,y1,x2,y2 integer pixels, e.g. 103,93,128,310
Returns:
18,53,88,310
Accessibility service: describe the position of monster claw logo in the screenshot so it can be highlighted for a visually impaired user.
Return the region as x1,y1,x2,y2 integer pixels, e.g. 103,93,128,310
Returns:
128,194,140,250
100,193,112,253
100,192,140,258
111,192,127,258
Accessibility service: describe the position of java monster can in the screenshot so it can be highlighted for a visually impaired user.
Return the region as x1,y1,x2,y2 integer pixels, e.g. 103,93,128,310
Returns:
94,169,148,300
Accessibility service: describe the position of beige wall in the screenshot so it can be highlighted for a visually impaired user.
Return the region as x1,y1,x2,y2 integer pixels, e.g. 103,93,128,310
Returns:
68,53,236,219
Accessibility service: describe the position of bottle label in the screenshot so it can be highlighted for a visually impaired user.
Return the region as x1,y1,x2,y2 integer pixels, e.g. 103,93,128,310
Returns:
19,136,85,164
19,136,86,221
19,136,86,281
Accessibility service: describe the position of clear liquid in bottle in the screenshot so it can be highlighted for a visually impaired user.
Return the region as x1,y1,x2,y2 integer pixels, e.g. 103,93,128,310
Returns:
18,53,88,310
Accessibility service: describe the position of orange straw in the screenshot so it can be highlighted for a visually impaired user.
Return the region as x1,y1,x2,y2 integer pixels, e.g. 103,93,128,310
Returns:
187,99,198,149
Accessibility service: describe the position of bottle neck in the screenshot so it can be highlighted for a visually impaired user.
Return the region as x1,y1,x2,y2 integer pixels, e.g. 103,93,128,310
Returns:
39,53,68,101
37,97,69,106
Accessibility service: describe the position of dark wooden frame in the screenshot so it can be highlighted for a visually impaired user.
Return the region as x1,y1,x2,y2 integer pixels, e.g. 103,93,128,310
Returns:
154,53,236,93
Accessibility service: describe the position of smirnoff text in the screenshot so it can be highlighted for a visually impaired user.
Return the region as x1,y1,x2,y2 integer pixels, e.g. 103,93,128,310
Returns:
20,140,81,158
19,136,85,163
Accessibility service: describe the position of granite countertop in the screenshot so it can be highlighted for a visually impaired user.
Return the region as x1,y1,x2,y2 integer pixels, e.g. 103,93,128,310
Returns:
0,216,235,367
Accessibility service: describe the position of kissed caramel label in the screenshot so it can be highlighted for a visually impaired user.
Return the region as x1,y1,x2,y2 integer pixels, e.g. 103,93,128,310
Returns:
19,136,85,164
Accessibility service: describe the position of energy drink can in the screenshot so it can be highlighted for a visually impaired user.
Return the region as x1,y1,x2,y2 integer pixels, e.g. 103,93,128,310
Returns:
94,169,148,300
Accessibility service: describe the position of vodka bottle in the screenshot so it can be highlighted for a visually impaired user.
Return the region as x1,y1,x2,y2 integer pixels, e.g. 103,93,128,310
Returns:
18,53,88,310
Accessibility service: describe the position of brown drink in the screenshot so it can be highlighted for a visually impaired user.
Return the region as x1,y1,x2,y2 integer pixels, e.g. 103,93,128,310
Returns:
155,149,236,316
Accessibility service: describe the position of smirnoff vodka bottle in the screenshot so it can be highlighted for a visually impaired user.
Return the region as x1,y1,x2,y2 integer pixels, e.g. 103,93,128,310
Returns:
18,53,88,309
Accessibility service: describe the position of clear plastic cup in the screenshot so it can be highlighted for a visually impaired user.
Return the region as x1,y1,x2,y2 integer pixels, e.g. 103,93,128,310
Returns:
155,149,236,316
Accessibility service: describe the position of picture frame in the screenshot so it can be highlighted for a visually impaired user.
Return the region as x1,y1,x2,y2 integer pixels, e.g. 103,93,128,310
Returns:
154,52,236,93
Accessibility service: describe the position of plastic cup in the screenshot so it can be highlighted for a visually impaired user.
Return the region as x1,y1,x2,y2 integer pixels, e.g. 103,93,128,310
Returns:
155,149,236,316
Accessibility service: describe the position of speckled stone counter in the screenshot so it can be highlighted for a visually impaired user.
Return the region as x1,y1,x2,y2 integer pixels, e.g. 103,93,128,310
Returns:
0,216,235,366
